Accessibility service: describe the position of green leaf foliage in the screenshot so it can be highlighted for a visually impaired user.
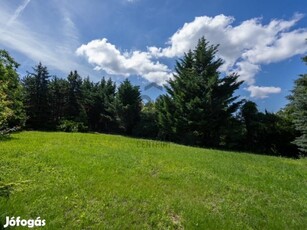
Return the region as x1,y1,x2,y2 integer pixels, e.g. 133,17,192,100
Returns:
0,50,25,131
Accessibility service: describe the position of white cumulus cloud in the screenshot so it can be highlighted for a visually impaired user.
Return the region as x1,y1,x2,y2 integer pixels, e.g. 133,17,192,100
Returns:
76,38,172,85
247,86,281,99
149,14,307,88
77,14,307,98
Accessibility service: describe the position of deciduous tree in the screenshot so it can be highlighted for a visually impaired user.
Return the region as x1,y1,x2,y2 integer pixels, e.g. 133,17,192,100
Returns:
0,50,25,130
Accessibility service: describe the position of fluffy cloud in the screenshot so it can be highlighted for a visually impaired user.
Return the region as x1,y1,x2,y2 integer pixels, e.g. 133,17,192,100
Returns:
247,86,281,99
242,30,307,64
76,38,172,85
77,14,307,98
150,15,235,59
149,14,307,87
235,62,260,85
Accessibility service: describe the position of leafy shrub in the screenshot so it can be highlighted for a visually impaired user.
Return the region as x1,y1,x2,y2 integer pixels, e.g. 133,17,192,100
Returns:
57,120,88,133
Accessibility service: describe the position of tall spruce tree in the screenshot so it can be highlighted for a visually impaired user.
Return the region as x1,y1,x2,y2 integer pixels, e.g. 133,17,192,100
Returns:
240,100,260,151
287,56,307,154
115,79,142,135
23,62,50,129
66,70,86,122
49,76,69,127
238,100,299,157
81,76,98,130
157,38,243,147
81,77,117,132
98,78,117,132
134,101,159,138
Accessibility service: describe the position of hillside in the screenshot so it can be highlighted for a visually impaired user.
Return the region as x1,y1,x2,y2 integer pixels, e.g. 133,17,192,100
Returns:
0,132,306,229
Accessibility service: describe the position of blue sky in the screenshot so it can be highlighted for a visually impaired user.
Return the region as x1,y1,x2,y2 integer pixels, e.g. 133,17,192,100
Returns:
1,0,307,111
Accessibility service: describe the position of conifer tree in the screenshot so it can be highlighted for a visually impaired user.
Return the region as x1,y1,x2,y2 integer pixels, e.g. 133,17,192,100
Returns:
66,70,86,122
288,56,307,154
157,38,243,147
49,76,69,127
115,79,142,135
23,62,51,129
81,76,98,130
98,78,117,132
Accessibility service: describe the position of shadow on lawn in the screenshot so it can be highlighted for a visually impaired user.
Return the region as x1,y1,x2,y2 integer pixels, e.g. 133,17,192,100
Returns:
0,135,19,142
0,183,14,198
0,180,31,199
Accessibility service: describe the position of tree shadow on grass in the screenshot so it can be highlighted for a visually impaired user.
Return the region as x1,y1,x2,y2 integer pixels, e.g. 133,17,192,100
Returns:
0,181,31,199
0,183,14,198
0,127,22,142
0,135,18,142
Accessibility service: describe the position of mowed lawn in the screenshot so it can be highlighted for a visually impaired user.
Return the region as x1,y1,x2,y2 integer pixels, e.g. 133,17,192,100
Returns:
0,132,306,229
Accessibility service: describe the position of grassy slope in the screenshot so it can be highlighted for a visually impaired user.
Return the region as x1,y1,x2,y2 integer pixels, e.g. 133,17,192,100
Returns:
0,131,306,229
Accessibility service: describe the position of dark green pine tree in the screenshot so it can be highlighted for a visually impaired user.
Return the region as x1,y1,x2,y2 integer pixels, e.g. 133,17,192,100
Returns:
66,70,86,123
49,76,69,127
240,100,260,151
23,62,51,129
157,37,243,147
238,100,299,157
156,94,176,140
81,77,117,132
115,79,142,135
98,78,117,132
288,56,307,155
134,101,159,138
81,76,98,130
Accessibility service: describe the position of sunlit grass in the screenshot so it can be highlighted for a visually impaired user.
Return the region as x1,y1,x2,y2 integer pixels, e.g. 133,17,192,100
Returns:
0,131,306,229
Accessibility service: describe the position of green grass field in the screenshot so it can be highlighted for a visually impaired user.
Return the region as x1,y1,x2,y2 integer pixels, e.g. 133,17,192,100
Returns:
0,131,306,229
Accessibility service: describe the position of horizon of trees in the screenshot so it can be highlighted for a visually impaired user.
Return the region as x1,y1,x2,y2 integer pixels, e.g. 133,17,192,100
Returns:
0,38,306,158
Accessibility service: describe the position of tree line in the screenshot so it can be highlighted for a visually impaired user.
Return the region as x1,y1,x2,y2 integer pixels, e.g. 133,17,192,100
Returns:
0,38,306,158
